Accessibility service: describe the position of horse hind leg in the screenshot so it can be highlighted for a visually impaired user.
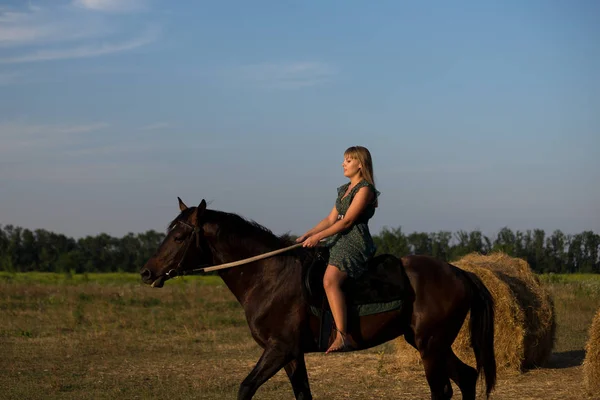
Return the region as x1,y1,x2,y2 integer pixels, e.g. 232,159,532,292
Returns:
446,350,478,400
421,350,454,400
284,354,312,400
405,330,453,399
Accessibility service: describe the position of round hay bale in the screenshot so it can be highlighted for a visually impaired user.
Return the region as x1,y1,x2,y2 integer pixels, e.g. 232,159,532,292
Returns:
393,259,526,374
458,252,556,368
393,252,555,374
452,258,526,373
584,307,600,394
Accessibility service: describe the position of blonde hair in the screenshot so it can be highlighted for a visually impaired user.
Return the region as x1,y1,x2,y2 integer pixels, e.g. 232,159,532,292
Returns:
344,146,378,207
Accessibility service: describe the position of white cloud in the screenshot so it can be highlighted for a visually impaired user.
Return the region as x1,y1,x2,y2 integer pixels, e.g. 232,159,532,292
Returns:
0,161,168,184
63,142,160,157
0,120,231,183
0,25,55,47
1,122,108,137
235,62,337,89
0,3,158,66
0,120,228,161
73,0,148,13
0,28,158,64
0,5,110,48
0,122,108,154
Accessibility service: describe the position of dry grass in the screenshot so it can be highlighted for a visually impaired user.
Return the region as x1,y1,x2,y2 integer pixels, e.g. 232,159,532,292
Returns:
584,307,600,394
1,272,599,399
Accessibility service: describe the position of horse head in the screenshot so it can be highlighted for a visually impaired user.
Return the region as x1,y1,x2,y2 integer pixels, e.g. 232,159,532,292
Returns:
140,197,211,288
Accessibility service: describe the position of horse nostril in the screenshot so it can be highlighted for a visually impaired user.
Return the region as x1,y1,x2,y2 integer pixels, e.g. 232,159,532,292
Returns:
141,268,152,281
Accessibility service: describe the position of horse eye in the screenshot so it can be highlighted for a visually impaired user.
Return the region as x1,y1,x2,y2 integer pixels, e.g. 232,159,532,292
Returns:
174,235,185,243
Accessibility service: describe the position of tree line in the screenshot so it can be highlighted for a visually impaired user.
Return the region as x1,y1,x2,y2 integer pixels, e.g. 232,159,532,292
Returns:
0,224,598,274
373,227,600,273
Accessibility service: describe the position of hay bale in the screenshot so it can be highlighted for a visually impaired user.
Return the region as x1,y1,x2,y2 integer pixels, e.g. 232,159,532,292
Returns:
457,252,556,369
393,252,555,374
584,307,600,394
393,337,422,368
452,258,526,372
393,259,525,373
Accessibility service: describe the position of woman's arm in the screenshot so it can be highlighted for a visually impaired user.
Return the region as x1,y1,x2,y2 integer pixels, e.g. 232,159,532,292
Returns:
302,187,374,246
296,205,339,242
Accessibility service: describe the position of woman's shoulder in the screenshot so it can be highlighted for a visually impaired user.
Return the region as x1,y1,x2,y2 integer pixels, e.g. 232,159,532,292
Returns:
356,180,381,199
358,180,379,192
337,182,350,195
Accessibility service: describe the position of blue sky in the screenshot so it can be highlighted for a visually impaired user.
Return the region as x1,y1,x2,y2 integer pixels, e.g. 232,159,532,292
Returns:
1,0,598,239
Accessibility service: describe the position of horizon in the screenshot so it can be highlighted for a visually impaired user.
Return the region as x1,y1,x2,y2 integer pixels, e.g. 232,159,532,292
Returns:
0,205,595,242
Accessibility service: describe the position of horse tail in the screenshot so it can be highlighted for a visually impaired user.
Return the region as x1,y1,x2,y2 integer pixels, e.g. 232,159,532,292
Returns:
459,267,497,397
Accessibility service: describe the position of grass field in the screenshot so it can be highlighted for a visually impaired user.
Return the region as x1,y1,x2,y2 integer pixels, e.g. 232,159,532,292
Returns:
1,272,600,399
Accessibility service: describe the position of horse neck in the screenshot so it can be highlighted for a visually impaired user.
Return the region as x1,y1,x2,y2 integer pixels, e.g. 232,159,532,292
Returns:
205,234,293,306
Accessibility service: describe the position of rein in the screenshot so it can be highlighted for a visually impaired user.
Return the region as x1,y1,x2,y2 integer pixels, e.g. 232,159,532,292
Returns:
164,220,318,279
186,242,304,274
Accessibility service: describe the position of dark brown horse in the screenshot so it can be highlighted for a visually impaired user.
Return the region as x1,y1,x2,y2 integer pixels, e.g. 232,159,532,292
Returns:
140,198,496,400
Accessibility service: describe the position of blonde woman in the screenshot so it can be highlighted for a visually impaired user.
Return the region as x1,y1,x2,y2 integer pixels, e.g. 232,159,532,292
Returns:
297,146,380,353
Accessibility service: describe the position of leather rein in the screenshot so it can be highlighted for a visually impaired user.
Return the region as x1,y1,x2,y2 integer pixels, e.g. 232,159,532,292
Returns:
164,220,305,279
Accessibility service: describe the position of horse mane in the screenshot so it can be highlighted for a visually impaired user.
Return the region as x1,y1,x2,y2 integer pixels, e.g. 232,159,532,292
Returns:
211,209,296,248
169,206,295,250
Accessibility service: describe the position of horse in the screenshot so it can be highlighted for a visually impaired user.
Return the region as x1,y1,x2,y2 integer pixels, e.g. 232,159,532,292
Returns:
140,198,496,400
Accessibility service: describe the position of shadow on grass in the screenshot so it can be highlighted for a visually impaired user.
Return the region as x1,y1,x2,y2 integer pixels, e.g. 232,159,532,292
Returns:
543,350,585,369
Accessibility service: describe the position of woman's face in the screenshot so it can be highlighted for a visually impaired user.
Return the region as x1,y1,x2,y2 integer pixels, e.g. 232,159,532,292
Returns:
342,155,361,178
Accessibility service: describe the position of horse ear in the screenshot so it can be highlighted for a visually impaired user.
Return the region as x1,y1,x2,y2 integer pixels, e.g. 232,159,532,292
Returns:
195,199,207,225
178,197,188,211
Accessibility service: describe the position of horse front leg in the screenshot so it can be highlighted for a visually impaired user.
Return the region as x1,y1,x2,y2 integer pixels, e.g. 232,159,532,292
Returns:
238,345,293,400
284,354,312,400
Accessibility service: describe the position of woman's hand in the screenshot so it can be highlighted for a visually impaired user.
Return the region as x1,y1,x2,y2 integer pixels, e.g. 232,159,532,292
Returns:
295,234,308,243
302,235,322,248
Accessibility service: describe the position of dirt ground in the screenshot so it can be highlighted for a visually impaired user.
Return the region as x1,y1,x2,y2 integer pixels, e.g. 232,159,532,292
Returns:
185,341,595,400
2,275,599,399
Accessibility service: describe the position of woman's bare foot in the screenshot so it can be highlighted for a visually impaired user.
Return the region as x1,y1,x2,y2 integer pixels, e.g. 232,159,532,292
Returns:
325,332,357,354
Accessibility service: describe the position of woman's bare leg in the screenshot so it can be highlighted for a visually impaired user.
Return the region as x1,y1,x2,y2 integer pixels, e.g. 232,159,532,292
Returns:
323,265,356,353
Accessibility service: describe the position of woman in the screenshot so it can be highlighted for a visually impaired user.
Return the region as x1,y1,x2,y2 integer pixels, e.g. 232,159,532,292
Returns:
296,145,380,353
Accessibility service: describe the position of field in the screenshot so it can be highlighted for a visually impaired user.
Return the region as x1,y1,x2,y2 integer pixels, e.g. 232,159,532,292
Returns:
1,272,600,399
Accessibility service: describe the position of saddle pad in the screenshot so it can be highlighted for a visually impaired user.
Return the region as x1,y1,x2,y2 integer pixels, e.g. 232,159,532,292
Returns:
303,251,409,317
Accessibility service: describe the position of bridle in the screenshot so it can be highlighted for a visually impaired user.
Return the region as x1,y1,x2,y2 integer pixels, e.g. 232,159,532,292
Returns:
163,220,319,278
165,220,210,278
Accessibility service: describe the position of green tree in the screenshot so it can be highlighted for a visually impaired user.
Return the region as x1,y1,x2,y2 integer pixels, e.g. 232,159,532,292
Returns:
545,230,569,273
579,231,600,273
20,229,39,271
430,231,452,261
4,225,23,271
493,227,517,255
373,226,409,258
408,232,432,255
529,229,546,272
449,230,490,261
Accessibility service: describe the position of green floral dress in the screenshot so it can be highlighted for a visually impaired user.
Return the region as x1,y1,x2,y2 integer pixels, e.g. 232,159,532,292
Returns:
326,179,380,278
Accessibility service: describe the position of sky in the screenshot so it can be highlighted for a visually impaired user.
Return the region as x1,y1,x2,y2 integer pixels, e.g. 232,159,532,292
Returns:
0,0,599,240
